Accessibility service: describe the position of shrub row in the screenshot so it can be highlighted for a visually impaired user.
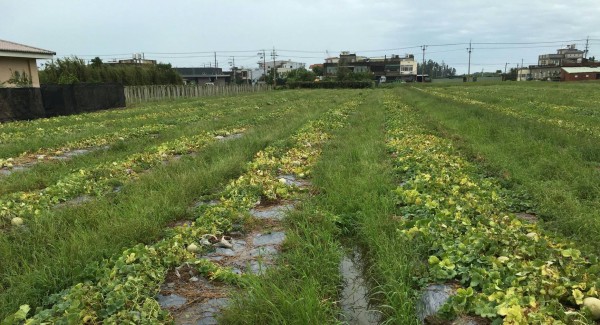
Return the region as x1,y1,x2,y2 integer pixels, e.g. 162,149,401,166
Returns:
287,81,374,89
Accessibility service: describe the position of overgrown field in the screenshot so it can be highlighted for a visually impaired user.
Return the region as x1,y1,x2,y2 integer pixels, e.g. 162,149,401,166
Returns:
1,83,600,324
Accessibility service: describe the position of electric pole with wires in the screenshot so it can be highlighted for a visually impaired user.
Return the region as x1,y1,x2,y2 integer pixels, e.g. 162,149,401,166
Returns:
467,41,472,81
421,45,427,82
229,56,236,84
270,47,277,87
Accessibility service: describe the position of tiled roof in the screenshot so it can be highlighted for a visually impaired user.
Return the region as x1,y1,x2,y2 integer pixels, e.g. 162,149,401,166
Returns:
0,39,55,55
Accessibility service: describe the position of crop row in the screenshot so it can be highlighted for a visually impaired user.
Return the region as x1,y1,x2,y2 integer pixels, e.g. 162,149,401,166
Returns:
0,94,295,149
418,87,600,138
0,99,268,168
0,97,305,227
384,95,600,323
0,126,246,229
0,124,170,168
443,86,600,119
3,97,360,324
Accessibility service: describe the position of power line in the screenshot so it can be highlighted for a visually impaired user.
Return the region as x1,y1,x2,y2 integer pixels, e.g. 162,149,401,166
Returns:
67,38,594,59
472,38,587,45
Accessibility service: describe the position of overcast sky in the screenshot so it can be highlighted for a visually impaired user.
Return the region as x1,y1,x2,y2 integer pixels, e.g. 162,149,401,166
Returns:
2,0,600,74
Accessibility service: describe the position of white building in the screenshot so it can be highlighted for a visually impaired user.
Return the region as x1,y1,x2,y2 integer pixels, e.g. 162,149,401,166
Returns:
253,60,306,81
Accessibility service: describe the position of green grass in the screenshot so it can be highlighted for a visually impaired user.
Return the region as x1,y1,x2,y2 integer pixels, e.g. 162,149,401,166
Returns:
312,91,421,324
0,96,291,195
0,91,332,319
0,91,297,159
221,90,421,324
400,84,600,253
3,84,600,322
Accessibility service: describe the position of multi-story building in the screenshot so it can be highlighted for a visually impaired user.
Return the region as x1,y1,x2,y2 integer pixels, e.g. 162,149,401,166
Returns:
538,45,584,66
519,45,597,81
250,60,306,82
322,51,417,82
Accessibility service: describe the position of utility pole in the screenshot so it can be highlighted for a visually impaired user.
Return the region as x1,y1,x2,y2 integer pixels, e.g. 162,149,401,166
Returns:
214,52,218,82
271,47,277,87
585,36,590,58
467,40,472,81
421,45,427,82
229,56,236,84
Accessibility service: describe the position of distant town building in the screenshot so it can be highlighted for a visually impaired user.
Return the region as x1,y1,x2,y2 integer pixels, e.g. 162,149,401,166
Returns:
518,45,599,81
323,51,418,82
0,39,55,87
538,45,584,66
229,68,253,84
106,53,157,65
250,60,306,82
174,67,230,85
516,67,531,81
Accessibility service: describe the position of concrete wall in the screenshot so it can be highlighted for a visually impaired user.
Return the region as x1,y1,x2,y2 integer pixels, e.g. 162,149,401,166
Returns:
0,57,40,87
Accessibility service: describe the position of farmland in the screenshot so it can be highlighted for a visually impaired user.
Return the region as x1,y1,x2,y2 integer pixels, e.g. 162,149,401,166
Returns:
1,83,600,324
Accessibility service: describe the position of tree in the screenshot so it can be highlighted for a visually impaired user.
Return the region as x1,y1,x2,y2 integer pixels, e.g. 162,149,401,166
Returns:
90,57,103,68
39,56,183,85
311,65,324,76
503,68,518,81
417,60,457,78
285,68,316,82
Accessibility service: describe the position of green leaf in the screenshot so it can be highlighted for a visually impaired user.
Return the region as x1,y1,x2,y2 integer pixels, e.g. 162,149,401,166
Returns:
428,255,440,265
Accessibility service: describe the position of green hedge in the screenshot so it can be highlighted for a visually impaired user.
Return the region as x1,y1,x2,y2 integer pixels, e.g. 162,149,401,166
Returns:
287,81,374,89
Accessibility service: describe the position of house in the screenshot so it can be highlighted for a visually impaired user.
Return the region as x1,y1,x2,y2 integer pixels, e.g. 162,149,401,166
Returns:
561,67,600,81
517,67,532,81
174,67,230,85
0,39,55,87
323,52,418,82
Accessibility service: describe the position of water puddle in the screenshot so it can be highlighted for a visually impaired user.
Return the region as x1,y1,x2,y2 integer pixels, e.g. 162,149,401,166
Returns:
278,174,311,188
339,249,381,325
160,200,291,324
515,212,537,223
0,147,102,177
54,195,93,209
249,202,295,220
215,133,243,141
50,148,92,160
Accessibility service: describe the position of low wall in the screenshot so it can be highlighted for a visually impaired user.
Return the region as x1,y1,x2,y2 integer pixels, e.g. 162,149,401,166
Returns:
0,87,45,122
